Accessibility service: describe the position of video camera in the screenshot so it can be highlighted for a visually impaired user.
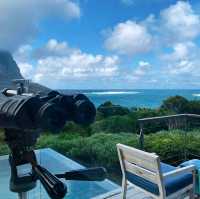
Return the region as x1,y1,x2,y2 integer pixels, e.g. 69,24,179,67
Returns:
1,79,106,199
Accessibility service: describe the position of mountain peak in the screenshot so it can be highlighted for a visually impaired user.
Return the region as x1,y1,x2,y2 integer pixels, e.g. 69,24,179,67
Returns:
0,50,50,94
0,50,22,82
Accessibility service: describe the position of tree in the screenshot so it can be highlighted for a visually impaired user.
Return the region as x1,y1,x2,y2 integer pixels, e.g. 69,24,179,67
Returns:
160,96,189,114
97,101,130,118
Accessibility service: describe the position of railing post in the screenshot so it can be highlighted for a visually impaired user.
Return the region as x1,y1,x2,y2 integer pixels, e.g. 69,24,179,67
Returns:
183,115,188,161
139,123,144,150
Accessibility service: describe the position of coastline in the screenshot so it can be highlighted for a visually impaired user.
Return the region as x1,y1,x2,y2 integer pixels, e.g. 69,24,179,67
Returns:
60,89,200,108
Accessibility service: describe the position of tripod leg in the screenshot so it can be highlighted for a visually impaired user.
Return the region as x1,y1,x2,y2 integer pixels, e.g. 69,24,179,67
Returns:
18,192,28,199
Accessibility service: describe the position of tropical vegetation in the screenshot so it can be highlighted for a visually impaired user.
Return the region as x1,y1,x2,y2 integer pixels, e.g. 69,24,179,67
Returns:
1,95,200,182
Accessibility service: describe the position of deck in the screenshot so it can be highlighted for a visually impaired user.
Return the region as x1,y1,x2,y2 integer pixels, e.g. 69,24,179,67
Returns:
93,186,152,199
93,185,191,199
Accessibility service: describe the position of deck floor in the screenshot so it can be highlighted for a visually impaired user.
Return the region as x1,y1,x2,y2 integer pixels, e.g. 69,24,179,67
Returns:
93,186,191,199
105,187,152,199
93,186,152,199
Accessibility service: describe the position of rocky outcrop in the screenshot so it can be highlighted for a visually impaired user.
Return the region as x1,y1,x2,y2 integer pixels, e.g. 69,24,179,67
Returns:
0,50,50,94
0,50,22,88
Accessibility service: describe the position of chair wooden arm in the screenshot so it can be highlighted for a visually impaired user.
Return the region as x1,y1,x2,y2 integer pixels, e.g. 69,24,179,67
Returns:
163,165,196,178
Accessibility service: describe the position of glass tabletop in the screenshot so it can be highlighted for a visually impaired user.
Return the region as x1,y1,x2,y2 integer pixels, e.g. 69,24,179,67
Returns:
0,148,119,199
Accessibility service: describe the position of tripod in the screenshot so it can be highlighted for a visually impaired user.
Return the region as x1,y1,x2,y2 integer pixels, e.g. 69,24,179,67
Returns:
5,129,106,199
18,192,28,199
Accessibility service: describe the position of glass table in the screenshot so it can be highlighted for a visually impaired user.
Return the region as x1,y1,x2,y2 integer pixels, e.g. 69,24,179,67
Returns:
0,148,119,199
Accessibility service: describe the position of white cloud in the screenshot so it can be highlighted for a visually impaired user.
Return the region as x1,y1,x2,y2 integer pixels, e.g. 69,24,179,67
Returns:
0,0,80,52
104,20,152,56
14,45,33,62
140,1,200,48
126,61,152,81
10,1,200,89
168,60,194,75
14,39,79,61
161,42,196,62
16,39,120,88
33,39,79,59
160,41,200,86
33,52,119,83
109,1,200,88
134,61,151,76
18,62,34,79
140,1,200,88
161,1,200,42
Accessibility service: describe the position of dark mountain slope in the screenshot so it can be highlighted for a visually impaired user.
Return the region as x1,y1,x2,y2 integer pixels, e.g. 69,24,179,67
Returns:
0,50,50,94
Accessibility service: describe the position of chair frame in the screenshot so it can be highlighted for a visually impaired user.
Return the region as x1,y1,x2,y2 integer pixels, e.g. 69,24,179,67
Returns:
117,144,196,199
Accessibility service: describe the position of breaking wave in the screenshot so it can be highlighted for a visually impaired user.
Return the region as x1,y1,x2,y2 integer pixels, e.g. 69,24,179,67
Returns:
86,91,140,95
193,93,200,97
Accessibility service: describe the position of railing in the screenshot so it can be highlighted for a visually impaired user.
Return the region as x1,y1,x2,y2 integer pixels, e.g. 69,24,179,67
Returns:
138,114,200,163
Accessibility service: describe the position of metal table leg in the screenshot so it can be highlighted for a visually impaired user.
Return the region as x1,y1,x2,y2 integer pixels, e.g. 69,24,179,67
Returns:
18,192,28,199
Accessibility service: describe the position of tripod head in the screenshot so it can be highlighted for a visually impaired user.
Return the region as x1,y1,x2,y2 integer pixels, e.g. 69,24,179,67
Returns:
1,80,106,199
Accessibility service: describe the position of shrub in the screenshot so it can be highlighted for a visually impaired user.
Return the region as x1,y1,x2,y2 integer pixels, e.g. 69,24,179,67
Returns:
144,130,186,162
66,133,139,169
144,130,200,164
92,108,171,135
37,130,200,174
185,130,200,155
97,101,130,118
36,133,82,154
160,96,189,114
188,100,200,114
62,122,92,136
37,132,139,170
134,108,163,118
130,108,170,134
0,144,9,155
91,115,136,134
0,130,5,143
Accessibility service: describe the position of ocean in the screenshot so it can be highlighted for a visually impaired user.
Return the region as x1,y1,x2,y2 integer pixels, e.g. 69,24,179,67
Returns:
60,89,200,108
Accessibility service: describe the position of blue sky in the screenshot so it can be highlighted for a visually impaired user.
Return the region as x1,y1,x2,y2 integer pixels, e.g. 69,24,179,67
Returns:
1,0,200,89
